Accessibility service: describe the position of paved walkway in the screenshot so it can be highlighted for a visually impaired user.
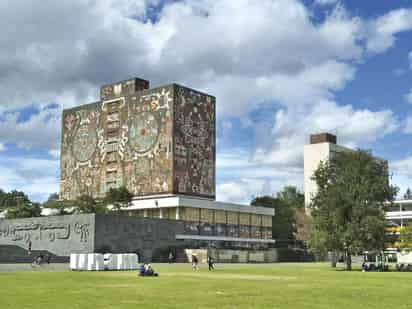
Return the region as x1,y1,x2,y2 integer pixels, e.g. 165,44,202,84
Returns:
0,263,69,272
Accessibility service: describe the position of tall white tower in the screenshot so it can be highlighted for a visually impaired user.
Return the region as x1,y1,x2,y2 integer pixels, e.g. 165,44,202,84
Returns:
303,133,352,214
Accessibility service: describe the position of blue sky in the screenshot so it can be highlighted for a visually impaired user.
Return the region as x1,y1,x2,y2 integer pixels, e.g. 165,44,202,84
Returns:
0,0,411,203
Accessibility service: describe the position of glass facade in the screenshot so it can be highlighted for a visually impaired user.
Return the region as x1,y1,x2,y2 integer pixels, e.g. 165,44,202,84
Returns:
126,207,272,240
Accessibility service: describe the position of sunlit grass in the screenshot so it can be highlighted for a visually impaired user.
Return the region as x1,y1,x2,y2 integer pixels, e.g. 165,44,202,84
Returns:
1,263,411,309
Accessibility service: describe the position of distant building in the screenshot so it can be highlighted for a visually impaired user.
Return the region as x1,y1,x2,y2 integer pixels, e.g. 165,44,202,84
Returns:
303,133,411,252
60,77,216,200
385,200,412,250
303,133,352,213
0,77,275,263
59,77,274,245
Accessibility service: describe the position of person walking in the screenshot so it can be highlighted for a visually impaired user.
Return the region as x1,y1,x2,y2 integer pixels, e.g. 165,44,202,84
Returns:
191,254,198,270
28,240,32,256
207,255,214,271
168,251,174,264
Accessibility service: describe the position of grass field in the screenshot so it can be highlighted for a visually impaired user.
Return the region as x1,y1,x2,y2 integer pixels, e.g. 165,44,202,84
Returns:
1,263,411,309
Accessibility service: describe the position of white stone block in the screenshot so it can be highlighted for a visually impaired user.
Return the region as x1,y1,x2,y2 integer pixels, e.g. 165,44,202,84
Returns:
129,254,138,269
110,254,118,270
70,254,79,270
78,254,88,271
87,253,96,271
104,253,112,270
125,254,132,270
116,254,124,270
95,254,104,271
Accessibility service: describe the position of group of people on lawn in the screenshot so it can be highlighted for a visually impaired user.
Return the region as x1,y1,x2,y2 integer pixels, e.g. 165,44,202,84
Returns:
138,253,215,277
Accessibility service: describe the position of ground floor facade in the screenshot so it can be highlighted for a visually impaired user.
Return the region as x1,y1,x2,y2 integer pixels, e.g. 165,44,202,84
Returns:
122,195,274,242
0,198,275,263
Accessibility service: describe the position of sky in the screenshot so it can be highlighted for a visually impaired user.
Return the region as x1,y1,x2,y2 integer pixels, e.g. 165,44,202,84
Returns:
0,0,412,203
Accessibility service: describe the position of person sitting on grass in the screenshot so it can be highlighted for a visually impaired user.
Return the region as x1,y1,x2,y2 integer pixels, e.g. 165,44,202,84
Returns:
138,263,158,277
138,263,146,276
145,264,158,277
31,254,44,267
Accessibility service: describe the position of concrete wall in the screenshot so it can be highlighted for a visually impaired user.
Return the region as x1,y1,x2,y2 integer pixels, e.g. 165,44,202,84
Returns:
0,214,95,256
0,214,186,262
94,214,185,262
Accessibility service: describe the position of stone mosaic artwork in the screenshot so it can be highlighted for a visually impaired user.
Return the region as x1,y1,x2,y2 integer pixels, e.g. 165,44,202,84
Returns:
174,85,215,198
60,78,215,200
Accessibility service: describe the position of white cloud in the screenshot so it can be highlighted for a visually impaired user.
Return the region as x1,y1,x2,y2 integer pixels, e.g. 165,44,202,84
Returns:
252,99,398,168
0,0,363,113
366,8,412,53
0,107,61,154
405,89,412,104
393,68,406,76
314,0,338,6
405,115,412,134
216,151,303,203
0,143,5,152
0,156,59,202
390,156,412,199
0,1,410,203
392,156,412,176
409,51,412,69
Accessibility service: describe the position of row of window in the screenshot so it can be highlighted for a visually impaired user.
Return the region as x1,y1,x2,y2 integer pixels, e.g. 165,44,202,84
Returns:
128,207,272,228
183,222,272,239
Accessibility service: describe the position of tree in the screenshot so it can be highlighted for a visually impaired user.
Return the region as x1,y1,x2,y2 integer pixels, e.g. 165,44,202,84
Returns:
0,189,7,209
251,186,305,247
403,188,412,200
251,195,295,246
294,209,313,248
104,186,133,211
0,189,40,219
5,202,42,219
1,190,30,208
76,195,107,214
43,193,76,215
277,186,304,210
310,150,398,270
399,225,412,250
46,193,59,203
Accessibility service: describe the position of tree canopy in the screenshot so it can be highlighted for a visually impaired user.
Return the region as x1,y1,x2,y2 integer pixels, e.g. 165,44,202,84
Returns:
310,149,398,270
251,186,306,247
0,189,40,219
5,202,42,219
0,190,31,209
104,186,133,211
43,186,134,215
403,188,412,200
399,225,412,250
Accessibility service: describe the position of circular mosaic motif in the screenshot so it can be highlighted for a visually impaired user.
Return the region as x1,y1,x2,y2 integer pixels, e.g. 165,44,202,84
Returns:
72,123,97,162
128,111,160,153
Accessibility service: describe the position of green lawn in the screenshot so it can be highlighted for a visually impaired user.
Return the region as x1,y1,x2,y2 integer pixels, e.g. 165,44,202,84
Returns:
0,263,411,309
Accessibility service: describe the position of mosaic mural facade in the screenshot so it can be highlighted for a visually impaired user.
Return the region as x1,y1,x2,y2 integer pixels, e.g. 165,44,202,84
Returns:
173,85,215,197
60,78,215,200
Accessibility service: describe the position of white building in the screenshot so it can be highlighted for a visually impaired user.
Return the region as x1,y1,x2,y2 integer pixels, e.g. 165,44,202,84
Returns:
303,133,352,213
